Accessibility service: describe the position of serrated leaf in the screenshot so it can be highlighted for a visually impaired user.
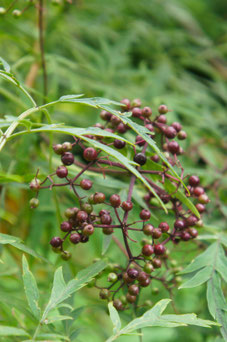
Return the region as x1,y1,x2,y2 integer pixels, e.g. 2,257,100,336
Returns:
41,260,107,321
179,266,213,289
108,302,121,334
22,255,41,320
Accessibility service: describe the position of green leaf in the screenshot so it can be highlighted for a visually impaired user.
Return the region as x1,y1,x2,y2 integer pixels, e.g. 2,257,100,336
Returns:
108,302,121,334
106,299,218,342
0,326,29,337
41,260,107,321
102,234,112,255
22,255,41,320
179,266,213,289
0,57,11,72
37,333,70,341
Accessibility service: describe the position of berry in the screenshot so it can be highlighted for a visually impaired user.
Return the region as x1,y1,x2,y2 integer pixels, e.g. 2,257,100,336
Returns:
0,7,6,15
152,228,162,239
108,272,118,282
145,123,154,132
159,222,169,232
30,198,39,209
61,152,74,165
30,178,41,191
171,122,182,132
198,194,209,204
142,106,152,117
113,139,126,149
80,235,89,243
144,263,154,274
153,258,162,268
134,153,147,166
111,115,121,126
142,244,154,256
127,268,139,279
143,224,154,236
94,192,106,204
102,227,113,235
123,272,134,283
83,224,94,236
178,130,187,140
140,209,151,221
189,176,200,187
196,203,205,213
132,107,142,118
126,293,137,303
80,179,93,190
168,141,180,154
65,207,78,218
12,9,21,18
53,144,63,155
76,210,88,222
113,299,123,311
101,214,112,225
194,186,205,197
174,219,186,230
83,147,98,161
110,194,121,208
140,277,151,287
81,203,93,214
56,165,68,178
154,244,166,255
120,98,131,111
135,135,145,146
61,251,71,260
50,237,62,247
157,115,167,124
70,233,81,244
99,209,110,216
62,142,72,152
181,232,191,241
128,284,139,296
165,126,177,139
138,272,149,283
100,110,112,121
121,201,133,211
99,289,110,299
158,105,168,114
188,228,198,238
186,215,198,227
131,98,141,107
60,221,72,232
117,123,127,134
151,155,159,163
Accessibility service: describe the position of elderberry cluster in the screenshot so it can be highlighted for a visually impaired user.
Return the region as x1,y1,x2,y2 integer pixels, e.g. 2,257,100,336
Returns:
29,98,210,311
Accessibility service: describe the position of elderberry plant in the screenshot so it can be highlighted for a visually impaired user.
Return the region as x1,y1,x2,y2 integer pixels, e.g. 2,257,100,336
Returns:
30,99,209,311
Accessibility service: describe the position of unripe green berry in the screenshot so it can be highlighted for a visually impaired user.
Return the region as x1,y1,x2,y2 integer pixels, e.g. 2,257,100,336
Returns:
99,289,110,300
108,272,118,283
30,198,39,208
61,251,71,260
12,9,22,18
143,262,154,274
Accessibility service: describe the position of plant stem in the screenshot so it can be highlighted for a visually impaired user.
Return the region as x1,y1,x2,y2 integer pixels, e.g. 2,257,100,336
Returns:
38,0,47,101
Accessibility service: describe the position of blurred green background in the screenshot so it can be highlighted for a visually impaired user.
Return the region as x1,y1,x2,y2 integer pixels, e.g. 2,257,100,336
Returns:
0,0,226,341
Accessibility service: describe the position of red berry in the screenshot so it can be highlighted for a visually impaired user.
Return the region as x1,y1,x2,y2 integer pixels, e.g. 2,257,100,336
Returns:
140,209,151,221
113,299,124,311
157,115,167,124
114,139,126,149
100,214,112,225
83,147,98,161
126,293,137,303
145,123,154,132
135,135,145,146
117,123,127,134
110,115,121,126
152,228,162,239
151,155,159,163
132,107,142,118
102,227,113,235
189,176,200,187
168,141,180,154
194,186,205,197
188,228,198,238
158,105,168,114
128,284,139,296
61,152,74,165
94,192,106,204
142,244,154,256
196,203,205,213
165,126,177,139
70,233,81,244
60,221,72,232
139,277,150,287
153,258,162,268
127,268,139,279
50,236,62,247
110,194,121,208
143,224,154,236
186,215,198,227
121,201,133,211
174,219,186,230
56,165,68,178
99,209,110,216
178,130,187,140
198,194,209,204
120,98,131,111
142,106,152,117
131,98,141,107
100,110,112,121
138,271,149,282
83,224,94,236
134,153,147,166
80,179,93,190
76,210,88,222
154,244,166,255
181,232,191,241
171,122,182,132
159,222,169,232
